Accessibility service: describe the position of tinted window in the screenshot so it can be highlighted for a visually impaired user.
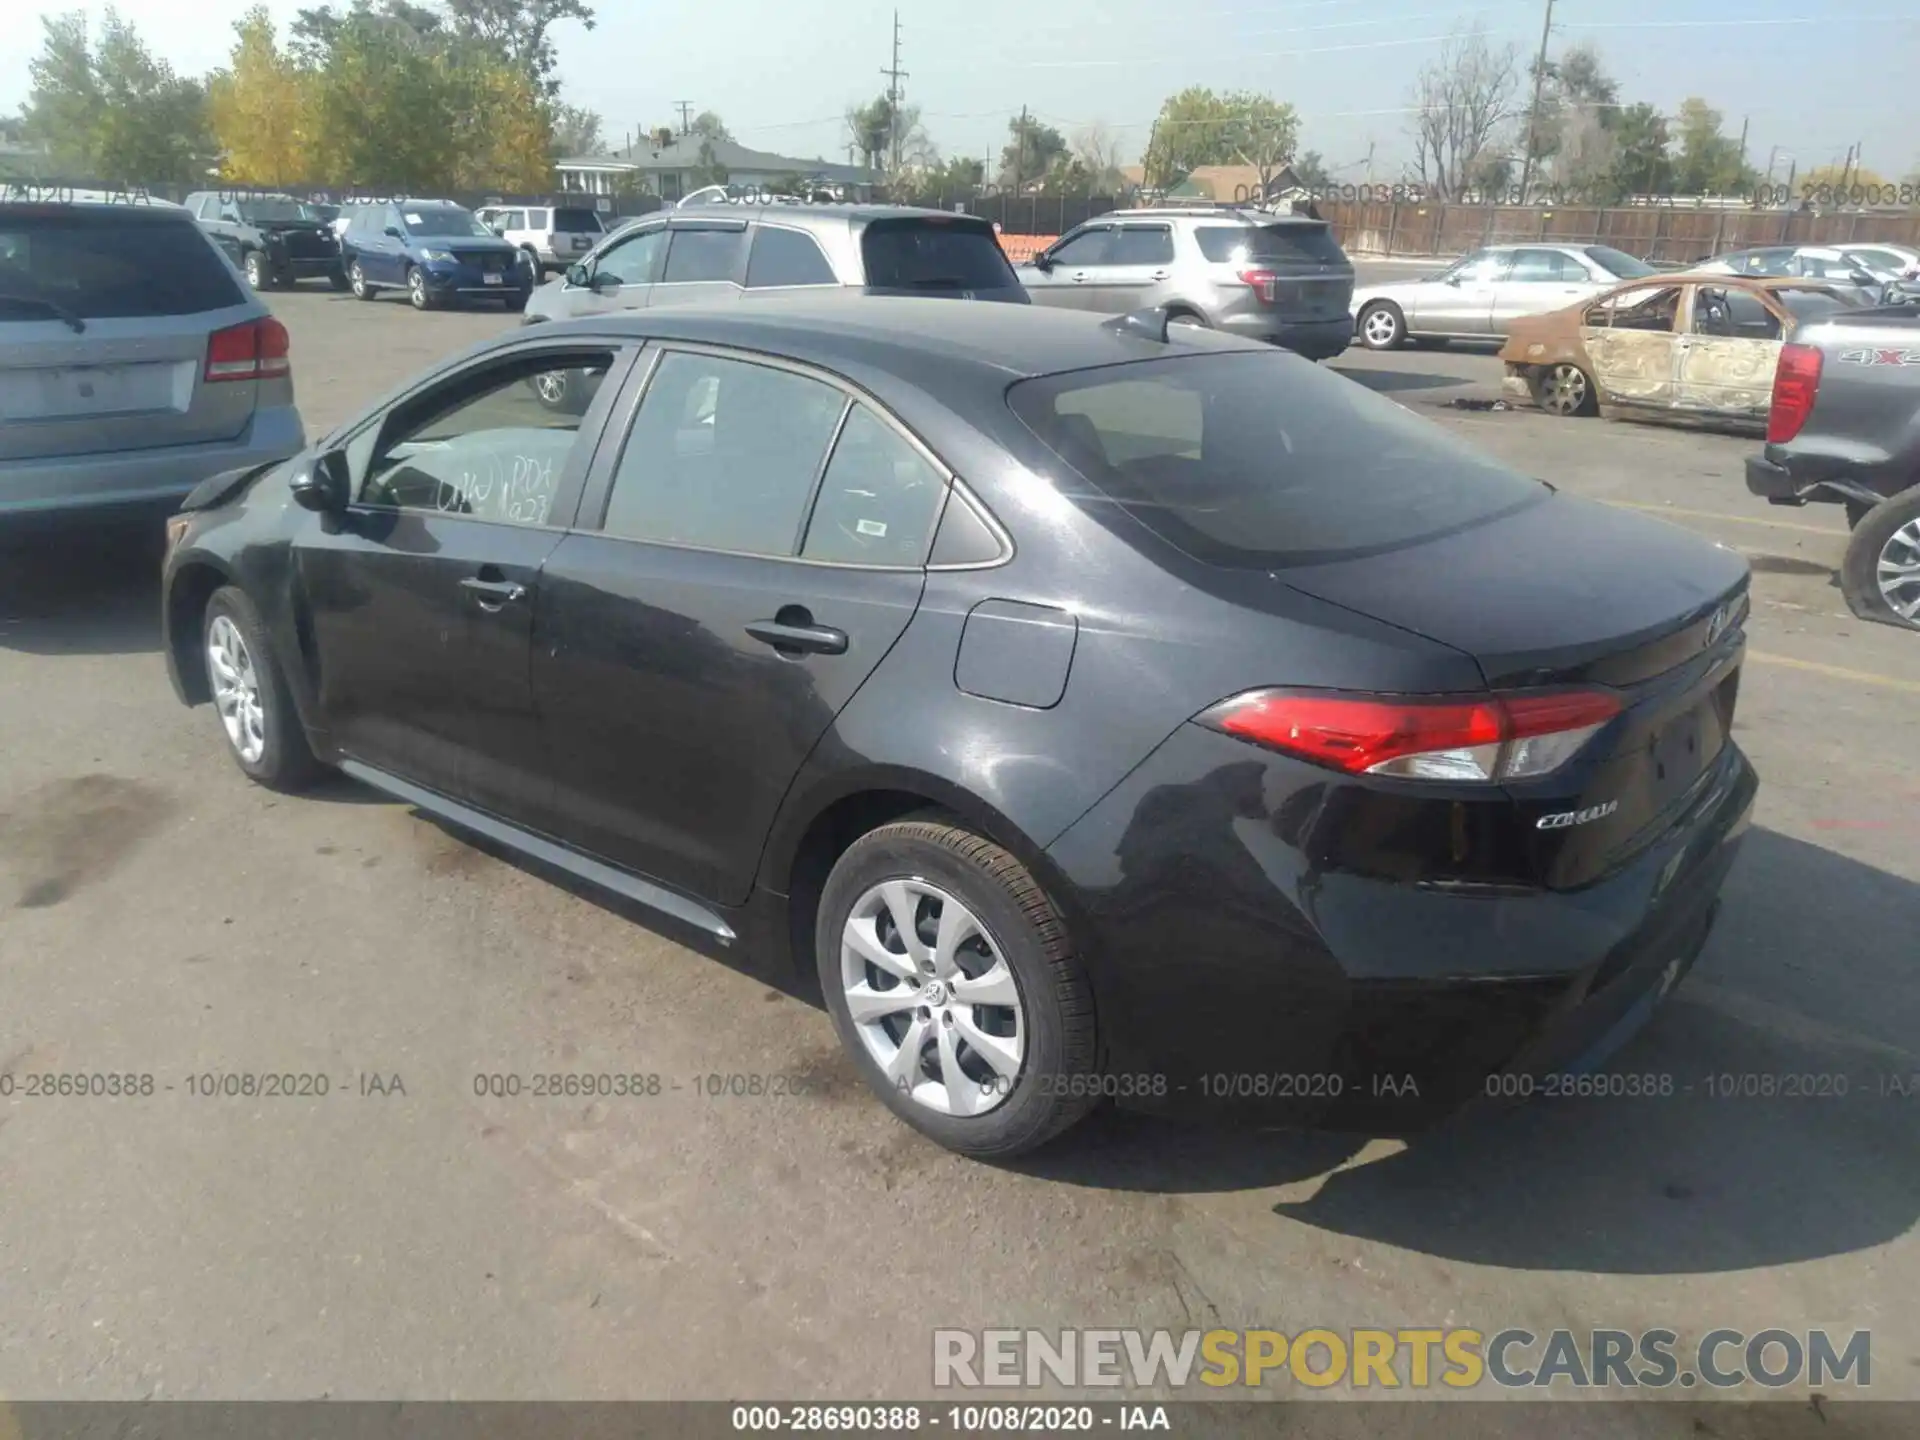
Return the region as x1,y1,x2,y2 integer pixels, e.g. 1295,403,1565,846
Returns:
603,351,847,555
1505,249,1586,283
747,225,837,287
860,218,1020,290
1007,353,1543,568
401,206,490,238
552,207,600,232
802,405,945,566
1584,245,1655,278
0,212,244,319
239,197,321,223
594,227,664,285
1108,226,1174,266
1194,223,1346,265
1045,228,1111,267
661,227,745,283
359,350,614,525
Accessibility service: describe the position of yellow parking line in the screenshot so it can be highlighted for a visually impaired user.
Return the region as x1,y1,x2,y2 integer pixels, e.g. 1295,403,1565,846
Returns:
1749,651,1920,694
1602,500,1840,537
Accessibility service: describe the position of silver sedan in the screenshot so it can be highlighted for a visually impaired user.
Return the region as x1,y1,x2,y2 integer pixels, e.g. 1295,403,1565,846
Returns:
1350,243,1658,350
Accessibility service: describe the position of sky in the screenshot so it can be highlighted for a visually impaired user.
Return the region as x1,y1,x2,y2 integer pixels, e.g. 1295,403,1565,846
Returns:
5,0,1917,183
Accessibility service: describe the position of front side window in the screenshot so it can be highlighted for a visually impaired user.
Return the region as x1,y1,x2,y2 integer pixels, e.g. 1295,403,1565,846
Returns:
1602,285,1682,332
593,226,665,285
359,350,614,526
601,351,846,555
1045,227,1112,268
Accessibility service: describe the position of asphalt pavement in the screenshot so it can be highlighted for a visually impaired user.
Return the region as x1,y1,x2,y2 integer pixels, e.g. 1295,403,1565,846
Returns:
0,285,1914,1425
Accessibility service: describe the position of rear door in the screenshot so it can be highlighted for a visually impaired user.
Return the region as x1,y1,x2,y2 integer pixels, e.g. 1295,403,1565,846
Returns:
532,344,940,903
0,206,261,463
1581,282,1685,409
1490,248,1597,333
647,218,749,309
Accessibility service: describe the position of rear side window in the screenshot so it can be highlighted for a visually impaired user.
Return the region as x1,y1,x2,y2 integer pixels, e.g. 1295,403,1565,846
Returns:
0,210,245,319
662,227,745,283
1584,245,1654,278
747,226,837,287
1194,223,1346,266
860,218,1019,292
552,207,601,232
1007,353,1543,568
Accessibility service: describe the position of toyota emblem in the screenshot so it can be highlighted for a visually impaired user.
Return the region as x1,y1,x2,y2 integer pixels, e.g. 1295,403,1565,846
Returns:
1704,604,1730,647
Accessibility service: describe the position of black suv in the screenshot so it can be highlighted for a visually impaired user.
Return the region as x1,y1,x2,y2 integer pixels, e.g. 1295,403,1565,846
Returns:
183,192,346,291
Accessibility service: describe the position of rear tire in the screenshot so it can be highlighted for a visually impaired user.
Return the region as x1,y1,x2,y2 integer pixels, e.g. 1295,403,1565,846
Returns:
815,820,1099,1159
1534,362,1597,417
1357,301,1405,350
1840,487,1920,630
1166,310,1208,329
202,586,324,792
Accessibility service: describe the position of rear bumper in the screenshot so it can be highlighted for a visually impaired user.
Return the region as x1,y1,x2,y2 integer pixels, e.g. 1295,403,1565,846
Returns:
0,406,305,525
1744,450,1900,510
1222,313,1352,360
1042,721,1758,1131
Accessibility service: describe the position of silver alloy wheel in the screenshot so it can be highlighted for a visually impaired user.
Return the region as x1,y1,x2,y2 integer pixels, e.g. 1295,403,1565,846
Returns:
408,269,426,307
1877,517,1920,621
1360,305,1400,347
1541,363,1590,416
206,614,266,764
533,370,570,405
350,261,367,297
244,251,265,288
840,878,1025,1117
1168,312,1206,328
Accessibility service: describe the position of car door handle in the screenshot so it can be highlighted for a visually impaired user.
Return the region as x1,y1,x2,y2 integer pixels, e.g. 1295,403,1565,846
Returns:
745,618,848,655
461,576,527,610
1070,271,1089,281
1148,270,1170,280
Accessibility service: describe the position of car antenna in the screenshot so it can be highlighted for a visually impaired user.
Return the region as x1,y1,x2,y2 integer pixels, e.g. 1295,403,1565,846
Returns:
1103,306,1172,343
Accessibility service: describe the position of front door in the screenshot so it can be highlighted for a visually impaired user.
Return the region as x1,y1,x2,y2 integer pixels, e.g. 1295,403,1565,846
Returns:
534,346,945,904
570,221,665,313
1410,249,1510,333
1489,247,1598,334
294,342,630,819
1019,226,1114,310
1581,283,1685,409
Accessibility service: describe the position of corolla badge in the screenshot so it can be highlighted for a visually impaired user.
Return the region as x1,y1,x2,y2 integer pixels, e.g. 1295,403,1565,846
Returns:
1537,800,1619,830
1704,603,1731,647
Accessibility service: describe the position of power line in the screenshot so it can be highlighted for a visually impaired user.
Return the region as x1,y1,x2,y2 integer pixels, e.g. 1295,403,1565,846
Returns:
1516,0,1556,204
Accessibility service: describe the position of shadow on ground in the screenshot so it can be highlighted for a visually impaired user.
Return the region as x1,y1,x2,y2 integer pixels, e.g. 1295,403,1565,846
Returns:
0,524,165,656
1331,366,1481,394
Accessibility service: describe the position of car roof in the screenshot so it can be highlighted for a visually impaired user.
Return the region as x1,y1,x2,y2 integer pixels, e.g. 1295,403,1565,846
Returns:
665,201,982,226
0,195,189,217
527,294,1270,381
1099,206,1318,225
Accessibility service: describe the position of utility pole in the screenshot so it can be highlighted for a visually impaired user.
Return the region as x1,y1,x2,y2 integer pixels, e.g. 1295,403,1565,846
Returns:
674,101,694,138
1363,139,1375,185
880,10,909,180
1013,104,1030,196
1516,0,1556,204
1735,114,1749,181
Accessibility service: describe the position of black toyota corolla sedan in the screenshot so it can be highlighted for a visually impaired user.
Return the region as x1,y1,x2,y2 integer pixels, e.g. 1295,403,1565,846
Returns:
161,296,1757,1157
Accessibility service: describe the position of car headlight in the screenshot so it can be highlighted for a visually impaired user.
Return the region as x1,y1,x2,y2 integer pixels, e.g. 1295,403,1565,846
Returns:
420,248,455,264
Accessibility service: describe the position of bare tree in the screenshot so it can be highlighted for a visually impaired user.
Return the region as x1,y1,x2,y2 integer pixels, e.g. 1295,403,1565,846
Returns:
1070,122,1125,192
1408,24,1521,199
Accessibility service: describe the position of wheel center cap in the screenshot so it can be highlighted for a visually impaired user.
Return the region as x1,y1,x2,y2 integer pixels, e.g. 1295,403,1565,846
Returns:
920,980,948,1006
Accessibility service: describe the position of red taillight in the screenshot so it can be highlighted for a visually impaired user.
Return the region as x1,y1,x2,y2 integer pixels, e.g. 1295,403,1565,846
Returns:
1238,267,1279,303
1202,688,1623,782
204,317,291,383
1766,342,1822,444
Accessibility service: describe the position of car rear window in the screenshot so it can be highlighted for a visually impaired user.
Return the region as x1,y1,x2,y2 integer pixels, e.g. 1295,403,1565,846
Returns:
1194,223,1346,266
859,218,1020,292
0,209,245,319
552,207,602,232
1007,352,1545,568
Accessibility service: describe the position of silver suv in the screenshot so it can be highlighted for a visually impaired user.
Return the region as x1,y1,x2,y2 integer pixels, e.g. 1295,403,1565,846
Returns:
523,203,1028,325
1017,206,1355,360
1,197,304,528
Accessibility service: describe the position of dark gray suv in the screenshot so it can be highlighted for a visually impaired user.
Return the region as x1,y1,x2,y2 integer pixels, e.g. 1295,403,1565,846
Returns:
1019,206,1354,360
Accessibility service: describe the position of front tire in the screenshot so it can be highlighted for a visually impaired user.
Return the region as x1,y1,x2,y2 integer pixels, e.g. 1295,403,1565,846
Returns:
1357,301,1405,350
349,260,374,300
203,586,324,791
1534,361,1597,417
406,265,434,310
1840,487,1920,629
816,820,1098,1158
242,249,269,290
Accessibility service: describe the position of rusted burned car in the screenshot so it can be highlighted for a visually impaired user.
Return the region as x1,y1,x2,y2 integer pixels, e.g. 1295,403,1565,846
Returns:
1499,275,1862,428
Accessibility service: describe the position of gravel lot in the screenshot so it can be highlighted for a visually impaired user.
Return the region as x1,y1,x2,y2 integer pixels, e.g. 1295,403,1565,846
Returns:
1,281,1915,1427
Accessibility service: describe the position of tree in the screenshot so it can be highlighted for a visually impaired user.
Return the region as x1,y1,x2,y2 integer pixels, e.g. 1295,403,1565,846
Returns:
441,0,595,98
906,155,984,203
1141,86,1236,189
1069,123,1125,194
1292,149,1333,189
1407,23,1521,200
845,94,933,182
207,8,319,184
549,102,602,158
25,9,216,185
689,110,732,144
998,113,1067,191
1601,102,1672,200
845,99,891,172
1671,98,1754,195
300,3,463,189
1526,42,1620,194
1221,91,1298,200
1795,162,1888,195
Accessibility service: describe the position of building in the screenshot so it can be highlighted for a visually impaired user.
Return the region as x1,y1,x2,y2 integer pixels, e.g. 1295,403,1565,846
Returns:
556,134,877,201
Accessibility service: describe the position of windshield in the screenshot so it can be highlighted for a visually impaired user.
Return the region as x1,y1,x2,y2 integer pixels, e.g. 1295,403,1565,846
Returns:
239,197,322,224
1584,245,1655,279
402,206,492,238
1007,352,1546,568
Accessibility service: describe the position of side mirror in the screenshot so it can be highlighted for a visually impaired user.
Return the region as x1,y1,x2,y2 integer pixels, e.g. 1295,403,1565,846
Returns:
290,450,351,514
383,225,403,239
1030,253,1053,271
490,223,507,237
1444,275,1463,287
566,263,592,288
